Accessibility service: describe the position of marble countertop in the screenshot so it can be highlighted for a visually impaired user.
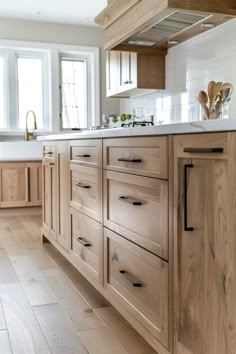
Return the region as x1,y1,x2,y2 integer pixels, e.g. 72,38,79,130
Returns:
37,119,236,141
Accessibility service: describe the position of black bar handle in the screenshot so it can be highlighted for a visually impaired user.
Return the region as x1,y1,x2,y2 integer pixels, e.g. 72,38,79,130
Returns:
183,147,224,153
76,183,91,189
118,158,142,163
77,237,91,247
118,196,142,206
75,154,91,157
120,270,142,287
184,164,194,232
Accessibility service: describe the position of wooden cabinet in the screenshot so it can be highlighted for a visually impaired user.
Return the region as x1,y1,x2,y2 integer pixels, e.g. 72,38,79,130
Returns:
173,133,236,354
104,227,169,347
106,50,165,97
42,156,57,240
0,161,42,208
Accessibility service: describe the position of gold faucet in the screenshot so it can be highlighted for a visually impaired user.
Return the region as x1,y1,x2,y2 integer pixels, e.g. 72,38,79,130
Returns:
25,111,37,141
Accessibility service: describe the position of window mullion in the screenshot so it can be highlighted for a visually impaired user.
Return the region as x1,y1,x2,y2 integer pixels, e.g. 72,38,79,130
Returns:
7,51,18,130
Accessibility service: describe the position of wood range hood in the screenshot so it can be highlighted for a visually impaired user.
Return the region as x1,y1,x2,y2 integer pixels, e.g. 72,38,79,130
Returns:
95,0,236,52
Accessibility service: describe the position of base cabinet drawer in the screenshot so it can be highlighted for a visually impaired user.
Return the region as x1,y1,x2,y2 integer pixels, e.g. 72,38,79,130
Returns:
70,164,101,221
70,208,103,284
103,136,168,179
69,139,101,167
104,170,168,259
104,228,169,348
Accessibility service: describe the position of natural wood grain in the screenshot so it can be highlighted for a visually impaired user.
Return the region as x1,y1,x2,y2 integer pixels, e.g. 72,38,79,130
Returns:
0,331,12,353
104,170,168,259
42,268,104,331
34,303,88,354
103,136,168,179
0,229,27,256
27,248,56,269
0,249,19,284
10,255,57,306
70,209,103,284
0,283,51,353
104,228,169,347
69,139,102,168
79,328,127,354
95,306,155,354
70,164,102,222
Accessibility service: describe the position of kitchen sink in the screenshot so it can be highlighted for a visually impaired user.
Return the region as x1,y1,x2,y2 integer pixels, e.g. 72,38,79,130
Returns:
0,141,42,161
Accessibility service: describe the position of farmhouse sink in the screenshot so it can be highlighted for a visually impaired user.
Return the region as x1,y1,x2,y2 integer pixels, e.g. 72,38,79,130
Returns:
0,141,42,161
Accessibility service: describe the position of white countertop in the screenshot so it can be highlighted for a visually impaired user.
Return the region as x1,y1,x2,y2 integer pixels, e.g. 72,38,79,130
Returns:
0,141,42,161
37,119,236,141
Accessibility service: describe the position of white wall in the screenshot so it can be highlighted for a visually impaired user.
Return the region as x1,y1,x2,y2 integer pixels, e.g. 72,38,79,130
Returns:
0,18,120,124
120,19,236,124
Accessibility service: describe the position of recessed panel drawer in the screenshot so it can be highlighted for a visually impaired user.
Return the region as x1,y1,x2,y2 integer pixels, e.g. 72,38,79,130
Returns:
70,208,103,284
105,228,168,348
104,170,168,259
70,164,101,221
69,139,101,167
103,136,168,179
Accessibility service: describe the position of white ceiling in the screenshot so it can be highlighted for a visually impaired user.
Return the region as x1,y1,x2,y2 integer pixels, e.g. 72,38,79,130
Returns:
0,0,107,26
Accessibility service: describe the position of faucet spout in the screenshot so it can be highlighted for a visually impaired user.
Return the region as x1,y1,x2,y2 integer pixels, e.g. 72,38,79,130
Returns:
25,111,37,141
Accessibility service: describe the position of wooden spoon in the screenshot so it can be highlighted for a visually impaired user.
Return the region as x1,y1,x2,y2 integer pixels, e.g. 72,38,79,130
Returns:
210,82,223,112
197,90,209,119
208,81,215,107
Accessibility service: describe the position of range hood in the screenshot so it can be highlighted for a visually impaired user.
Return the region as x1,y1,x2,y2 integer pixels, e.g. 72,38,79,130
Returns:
95,0,236,50
124,10,211,47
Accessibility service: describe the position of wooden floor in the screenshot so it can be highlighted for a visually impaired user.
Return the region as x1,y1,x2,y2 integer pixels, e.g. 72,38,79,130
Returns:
0,208,156,354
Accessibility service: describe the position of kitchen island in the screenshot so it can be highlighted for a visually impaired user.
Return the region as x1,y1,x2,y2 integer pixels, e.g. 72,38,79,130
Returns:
39,122,236,354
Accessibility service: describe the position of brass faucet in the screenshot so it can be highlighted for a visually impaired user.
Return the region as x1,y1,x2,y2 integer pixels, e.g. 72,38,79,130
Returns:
25,111,37,141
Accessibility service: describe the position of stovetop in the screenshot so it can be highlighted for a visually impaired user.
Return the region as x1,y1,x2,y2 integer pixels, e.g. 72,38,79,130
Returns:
121,121,154,128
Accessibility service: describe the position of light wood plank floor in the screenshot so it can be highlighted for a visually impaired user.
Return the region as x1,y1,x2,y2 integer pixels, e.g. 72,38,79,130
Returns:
0,208,156,354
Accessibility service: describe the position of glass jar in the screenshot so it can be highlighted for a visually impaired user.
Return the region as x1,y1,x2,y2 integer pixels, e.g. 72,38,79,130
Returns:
200,101,230,120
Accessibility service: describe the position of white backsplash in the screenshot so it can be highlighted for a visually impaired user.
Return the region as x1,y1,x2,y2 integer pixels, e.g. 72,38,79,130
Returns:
120,19,236,124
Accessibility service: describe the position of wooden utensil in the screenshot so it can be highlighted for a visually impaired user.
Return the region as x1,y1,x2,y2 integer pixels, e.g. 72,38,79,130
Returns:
209,82,222,112
208,81,215,107
197,90,209,119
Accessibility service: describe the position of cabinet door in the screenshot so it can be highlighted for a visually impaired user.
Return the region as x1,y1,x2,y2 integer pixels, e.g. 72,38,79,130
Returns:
119,51,137,92
0,163,28,207
57,141,69,251
176,158,228,354
106,50,120,96
28,162,42,206
42,159,57,240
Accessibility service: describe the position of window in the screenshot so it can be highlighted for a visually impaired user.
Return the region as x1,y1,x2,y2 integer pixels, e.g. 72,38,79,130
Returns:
60,58,87,129
0,41,100,133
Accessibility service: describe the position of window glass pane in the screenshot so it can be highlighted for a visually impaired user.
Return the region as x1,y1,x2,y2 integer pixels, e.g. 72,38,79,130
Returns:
17,57,43,129
61,59,87,129
0,57,5,129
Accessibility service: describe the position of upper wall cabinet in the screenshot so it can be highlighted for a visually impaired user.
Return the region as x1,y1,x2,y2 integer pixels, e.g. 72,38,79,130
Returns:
95,0,236,51
106,50,165,97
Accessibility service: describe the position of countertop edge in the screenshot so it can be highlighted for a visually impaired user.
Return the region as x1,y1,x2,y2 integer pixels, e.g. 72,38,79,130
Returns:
37,120,236,141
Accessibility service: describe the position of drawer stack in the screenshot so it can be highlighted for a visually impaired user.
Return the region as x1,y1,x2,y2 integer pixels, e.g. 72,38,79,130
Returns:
69,140,103,285
103,136,169,348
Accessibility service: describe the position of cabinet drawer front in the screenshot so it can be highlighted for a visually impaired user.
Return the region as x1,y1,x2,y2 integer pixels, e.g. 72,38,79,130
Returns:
103,136,168,179
43,144,56,159
70,165,101,221
175,132,229,160
105,228,168,347
104,170,168,259
69,140,101,167
70,209,103,284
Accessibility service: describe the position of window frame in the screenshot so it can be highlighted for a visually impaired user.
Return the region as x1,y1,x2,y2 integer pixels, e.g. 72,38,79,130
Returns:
0,39,100,134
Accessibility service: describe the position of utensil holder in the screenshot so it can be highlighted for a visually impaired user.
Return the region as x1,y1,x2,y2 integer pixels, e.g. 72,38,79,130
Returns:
200,101,229,120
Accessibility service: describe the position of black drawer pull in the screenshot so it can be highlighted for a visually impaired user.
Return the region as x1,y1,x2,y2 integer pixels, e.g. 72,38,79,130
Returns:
49,163,55,166
118,158,142,163
44,151,53,155
77,237,91,247
119,196,142,206
76,183,91,189
184,164,194,232
120,270,142,287
75,154,91,158
183,147,224,153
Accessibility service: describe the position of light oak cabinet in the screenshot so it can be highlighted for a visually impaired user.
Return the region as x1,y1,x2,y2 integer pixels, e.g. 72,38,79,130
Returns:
42,151,57,240
106,50,165,97
0,161,42,208
173,133,236,354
